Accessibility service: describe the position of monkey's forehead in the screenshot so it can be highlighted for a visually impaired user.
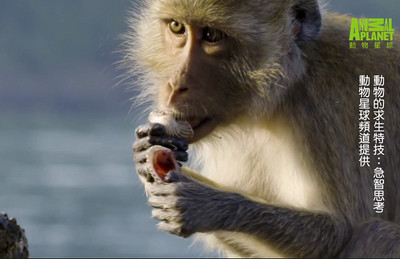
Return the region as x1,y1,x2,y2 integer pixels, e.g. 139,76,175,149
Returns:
146,0,290,34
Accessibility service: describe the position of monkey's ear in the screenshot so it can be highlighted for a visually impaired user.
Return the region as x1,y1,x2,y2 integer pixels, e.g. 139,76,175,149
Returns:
292,0,321,44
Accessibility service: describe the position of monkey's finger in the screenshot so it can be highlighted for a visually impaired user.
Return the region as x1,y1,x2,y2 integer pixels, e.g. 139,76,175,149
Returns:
133,149,148,164
173,150,188,162
152,208,181,222
149,123,167,136
135,163,156,183
137,174,149,185
148,194,177,209
135,124,151,138
157,221,183,235
137,171,154,184
147,182,177,196
149,136,188,151
165,170,190,183
157,221,191,238
137,167,149,180
136,123,166,138
133,136,151,152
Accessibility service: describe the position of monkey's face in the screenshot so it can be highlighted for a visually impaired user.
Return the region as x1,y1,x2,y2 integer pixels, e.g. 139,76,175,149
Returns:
130,0,300,143
156,20,252,143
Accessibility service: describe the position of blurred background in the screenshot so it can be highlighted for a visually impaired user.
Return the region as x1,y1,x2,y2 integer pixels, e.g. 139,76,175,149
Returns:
0,0,398,257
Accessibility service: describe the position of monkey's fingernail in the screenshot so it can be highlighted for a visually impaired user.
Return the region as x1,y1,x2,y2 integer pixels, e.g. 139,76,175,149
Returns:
172,138,188,150
174,151,188,163
147,174,155,183
150,123,166,136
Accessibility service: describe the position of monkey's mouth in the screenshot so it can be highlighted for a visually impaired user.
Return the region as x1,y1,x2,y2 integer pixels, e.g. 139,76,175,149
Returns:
186,117,211,130
184,117,216,143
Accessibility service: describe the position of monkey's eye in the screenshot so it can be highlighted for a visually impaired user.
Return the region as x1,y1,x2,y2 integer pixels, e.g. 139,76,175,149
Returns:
169,20,185,34
202,27,227,43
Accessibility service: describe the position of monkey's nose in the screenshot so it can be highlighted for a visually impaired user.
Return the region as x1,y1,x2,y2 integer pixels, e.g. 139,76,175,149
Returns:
169,81,189,94
176,87,188,93
167,82,189,105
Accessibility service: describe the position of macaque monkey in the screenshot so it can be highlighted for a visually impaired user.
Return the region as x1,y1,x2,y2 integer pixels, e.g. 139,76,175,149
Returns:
127,0,400,257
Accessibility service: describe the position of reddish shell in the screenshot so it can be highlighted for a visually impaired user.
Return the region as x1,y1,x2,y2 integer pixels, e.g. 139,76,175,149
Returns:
149,147,179,181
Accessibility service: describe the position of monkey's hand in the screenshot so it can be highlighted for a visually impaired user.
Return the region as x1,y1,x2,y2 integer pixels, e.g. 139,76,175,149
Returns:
133,123,189,184
147,169,242,238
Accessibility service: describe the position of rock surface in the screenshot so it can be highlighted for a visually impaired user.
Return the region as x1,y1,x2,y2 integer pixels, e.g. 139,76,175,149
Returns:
0,213,29,258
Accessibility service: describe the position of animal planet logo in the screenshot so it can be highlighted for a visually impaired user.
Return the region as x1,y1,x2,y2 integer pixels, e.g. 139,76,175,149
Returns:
349,18,395,49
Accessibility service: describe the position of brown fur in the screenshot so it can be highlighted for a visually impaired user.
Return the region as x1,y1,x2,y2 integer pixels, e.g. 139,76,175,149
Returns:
127,0,400,257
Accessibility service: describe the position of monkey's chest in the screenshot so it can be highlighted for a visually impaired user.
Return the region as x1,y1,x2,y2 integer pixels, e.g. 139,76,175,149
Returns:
200,124,327,211
197,125,329,257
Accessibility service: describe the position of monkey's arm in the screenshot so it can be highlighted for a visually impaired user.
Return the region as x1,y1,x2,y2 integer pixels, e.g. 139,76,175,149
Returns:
133,124,350,257
148,169,351,258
